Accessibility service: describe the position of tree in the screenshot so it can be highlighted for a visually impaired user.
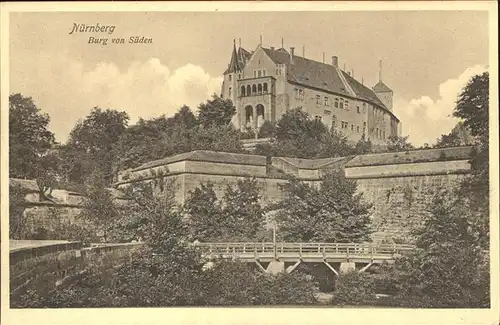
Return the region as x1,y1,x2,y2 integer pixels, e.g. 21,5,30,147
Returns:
183,182,226,241
354,133,373,154
386,135,414,152
34,151,62,201
9,94,55,179
9,185,27,239
271,170,372,242
66,107,129,184
170,105,199,130
197,94,236,128
453,72,489,249
267,108,354,159
434,122,476,148
221,178,266,240
379,72,491,308
453,72,489,144
389,190,489,307
77,172,121,242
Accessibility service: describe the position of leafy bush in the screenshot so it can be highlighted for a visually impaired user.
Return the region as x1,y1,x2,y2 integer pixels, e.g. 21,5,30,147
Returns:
331,271,376,306
258,120,276,138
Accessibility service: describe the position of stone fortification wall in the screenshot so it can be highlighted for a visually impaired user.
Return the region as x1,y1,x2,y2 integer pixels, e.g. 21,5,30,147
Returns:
9,179,130,238
115,147,472,242
344,147,472,242
9,241,142,306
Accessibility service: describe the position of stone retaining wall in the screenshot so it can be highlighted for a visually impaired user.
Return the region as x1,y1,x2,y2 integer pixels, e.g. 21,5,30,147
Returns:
9,241,142,306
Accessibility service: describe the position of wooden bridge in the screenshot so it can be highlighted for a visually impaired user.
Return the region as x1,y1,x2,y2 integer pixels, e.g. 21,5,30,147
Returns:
194,242,415,274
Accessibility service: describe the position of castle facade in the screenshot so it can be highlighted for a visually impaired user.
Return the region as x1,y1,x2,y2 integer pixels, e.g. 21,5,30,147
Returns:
221,40,401,145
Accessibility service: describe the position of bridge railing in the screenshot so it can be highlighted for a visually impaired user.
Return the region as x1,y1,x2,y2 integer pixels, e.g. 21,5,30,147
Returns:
195,242,415,257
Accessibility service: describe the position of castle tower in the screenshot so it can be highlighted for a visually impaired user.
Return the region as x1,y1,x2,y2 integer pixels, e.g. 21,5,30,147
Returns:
373,60,393,111
222,39,241,109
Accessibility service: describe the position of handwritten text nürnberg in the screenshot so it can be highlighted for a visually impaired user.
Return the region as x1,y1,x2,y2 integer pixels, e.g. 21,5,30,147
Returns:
69,23,153,46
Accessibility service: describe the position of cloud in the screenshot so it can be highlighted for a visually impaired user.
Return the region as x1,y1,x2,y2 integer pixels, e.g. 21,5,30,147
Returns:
11,54,223,143
393,65,487,146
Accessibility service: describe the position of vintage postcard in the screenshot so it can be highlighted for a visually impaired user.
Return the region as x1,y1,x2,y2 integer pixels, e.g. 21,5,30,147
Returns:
1,2,498,325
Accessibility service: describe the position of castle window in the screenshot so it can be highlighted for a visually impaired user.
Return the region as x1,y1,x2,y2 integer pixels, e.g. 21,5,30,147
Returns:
357,106,360,114
345,100,349,110
253,70,257,77
341,121,348,129
238,74,241,79
299,89,304,100
339,98,344,109
383,130,386,139
376,128,379,138
332,115,337,128
334,98,339,108
351,124,354,131
228,75,232,81
241,86,246,96
258,70,262,77
252,84,257,95
263,69,266,76
263,83,268,93
258,84,262,95
229,87,232,97
357,126,360,133
316,95,321,105
314,115,322,122
246,85,251,96
324,97,329,106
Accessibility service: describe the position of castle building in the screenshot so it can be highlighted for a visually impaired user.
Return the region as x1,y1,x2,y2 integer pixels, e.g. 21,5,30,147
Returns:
221,40,402,145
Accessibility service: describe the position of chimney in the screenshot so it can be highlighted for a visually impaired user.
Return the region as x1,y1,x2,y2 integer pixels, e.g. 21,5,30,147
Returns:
352,69,354,78
290,47,295,64
322,52,325,63
332,56,338,67
270,46,275,51
302,45,305,57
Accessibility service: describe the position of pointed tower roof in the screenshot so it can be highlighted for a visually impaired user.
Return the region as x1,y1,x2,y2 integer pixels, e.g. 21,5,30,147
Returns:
226,39,242,74
373,80,392,93
373,60,392,92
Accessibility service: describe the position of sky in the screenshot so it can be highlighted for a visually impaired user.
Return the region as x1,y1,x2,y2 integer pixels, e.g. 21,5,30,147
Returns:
9,10,489,146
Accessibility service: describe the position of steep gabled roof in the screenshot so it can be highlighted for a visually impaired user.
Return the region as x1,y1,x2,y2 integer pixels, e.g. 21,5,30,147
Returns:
373,80,393,93
238,47,252,65
260,47,396,117
225,41,242,74
224,43,253,75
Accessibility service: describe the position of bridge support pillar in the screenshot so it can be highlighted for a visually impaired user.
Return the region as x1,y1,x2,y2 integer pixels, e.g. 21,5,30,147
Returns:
266,260,285,274
340,261,356,274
